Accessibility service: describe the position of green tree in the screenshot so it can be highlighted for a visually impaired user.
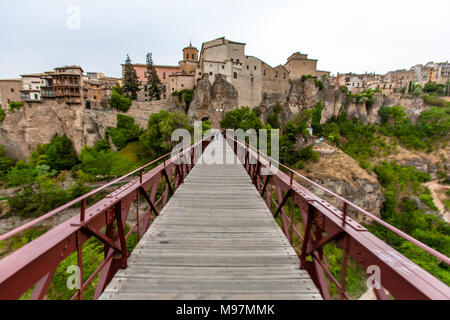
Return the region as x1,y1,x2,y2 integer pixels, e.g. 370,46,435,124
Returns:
110,86,132,112
145,53,163,100
139,111,192,159
122,54,141,100
220,107,263,131
31,134,78,172
0,145,15,180
108,114,143,150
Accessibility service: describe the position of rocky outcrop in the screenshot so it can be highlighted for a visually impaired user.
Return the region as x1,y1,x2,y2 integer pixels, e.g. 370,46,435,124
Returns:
0,100,164,159
0,101,84,159
297,142,384,223
189,74,238,128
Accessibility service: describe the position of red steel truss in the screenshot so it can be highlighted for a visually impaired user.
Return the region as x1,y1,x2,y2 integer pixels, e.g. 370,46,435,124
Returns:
224,132,449,300
0,136,213,300
0,131,449,300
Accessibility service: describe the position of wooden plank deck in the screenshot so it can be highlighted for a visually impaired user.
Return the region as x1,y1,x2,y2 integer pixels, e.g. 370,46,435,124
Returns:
100,137,321,300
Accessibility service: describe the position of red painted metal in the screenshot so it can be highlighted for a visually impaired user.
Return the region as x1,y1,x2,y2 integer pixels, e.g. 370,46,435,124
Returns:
224,132,450,300
0,135,213,300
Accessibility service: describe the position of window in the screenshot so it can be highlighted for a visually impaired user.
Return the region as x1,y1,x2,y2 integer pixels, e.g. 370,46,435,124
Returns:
251,77,254,83
231,58,234,62
144,85,148,91
263,70,266,76
283,73,286,79
7,99,10,103
275,71,278,78
163,72,166,79
186,54,189,60
233,72,237,79
209,72,212,76
34,94,38,100
254,66,256,70
10,88,14,93
192,54,195,59
236,59,239,63
181,84,184,87
247,65,249,70
94,95,96,99
222,65,224,69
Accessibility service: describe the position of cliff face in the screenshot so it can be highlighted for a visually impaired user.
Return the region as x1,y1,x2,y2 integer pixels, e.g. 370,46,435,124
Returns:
0,100,164,159
297,142,385,222
189,74,238,128
0,101,85,159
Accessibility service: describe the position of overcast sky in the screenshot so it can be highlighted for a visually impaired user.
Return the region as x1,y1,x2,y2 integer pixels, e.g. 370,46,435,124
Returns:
1,0,449,79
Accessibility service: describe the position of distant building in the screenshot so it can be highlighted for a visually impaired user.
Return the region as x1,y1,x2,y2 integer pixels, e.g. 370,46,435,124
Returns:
168,43,199,94
20,73,45,102
0,79,21,109
122,63,181,101
284,52,330,80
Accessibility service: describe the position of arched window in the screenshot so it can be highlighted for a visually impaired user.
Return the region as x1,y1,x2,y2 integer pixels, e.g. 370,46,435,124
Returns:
192,54,195,59
233,72,237,79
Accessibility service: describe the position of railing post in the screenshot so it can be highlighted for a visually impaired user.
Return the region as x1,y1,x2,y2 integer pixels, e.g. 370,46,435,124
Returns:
80,199,86,222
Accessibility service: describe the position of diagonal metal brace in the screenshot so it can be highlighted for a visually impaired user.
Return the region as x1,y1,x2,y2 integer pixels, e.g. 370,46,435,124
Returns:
138,186,159,217
81,225,122,253
273,188,293,219
162,169,174,195
260,174,271,197
305,231,346,256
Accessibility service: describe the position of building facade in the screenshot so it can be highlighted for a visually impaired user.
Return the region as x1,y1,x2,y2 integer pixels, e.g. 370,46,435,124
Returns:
284,52,330,80
0,79,21,109
20,73,45,102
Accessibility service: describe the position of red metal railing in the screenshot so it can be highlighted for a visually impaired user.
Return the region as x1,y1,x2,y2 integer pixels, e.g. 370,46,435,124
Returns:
0,135,213,300
224,131,450,300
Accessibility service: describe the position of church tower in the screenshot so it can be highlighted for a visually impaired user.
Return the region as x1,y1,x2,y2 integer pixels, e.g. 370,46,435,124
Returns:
180,42,199,74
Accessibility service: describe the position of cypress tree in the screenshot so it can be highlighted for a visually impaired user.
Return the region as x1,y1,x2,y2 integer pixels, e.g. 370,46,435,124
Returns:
122,54,141,100
145,53,163,101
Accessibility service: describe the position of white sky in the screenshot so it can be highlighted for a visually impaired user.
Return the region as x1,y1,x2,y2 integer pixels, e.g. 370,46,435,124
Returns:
0,0,449,78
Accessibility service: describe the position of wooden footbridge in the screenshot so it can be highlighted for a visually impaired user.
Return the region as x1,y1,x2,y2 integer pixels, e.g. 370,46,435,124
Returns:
100,137,321,300
0,133,448,300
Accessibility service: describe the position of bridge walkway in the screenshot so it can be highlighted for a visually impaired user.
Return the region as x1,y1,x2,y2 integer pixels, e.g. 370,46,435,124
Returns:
100,136,321,300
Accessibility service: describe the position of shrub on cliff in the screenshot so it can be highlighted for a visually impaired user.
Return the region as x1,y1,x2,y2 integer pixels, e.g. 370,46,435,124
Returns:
8,101,24,112
31,134,79,172
220,107,263,131
108,114,143,150
110,86,132,112
0,145,15,181
0,108,5,122
139,110,192,159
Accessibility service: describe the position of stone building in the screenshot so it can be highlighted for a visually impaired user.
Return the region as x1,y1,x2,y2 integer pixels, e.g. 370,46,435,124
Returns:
284,52,330,80
123,63,181,101
384,69,415,92
0,79,21,109
168,43,199,94
20,73,45,102
192,37,294,107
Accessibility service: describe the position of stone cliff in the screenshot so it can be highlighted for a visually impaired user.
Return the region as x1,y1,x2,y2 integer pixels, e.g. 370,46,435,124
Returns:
189,74,238,128
0,100,167,159
298,142,385,222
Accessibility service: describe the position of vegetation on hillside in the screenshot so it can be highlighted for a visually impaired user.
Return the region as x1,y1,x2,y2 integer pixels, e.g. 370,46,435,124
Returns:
110,86,132,112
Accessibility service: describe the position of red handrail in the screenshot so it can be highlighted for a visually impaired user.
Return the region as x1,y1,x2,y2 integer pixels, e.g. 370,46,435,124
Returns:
225,132,450,266
0,137,207,242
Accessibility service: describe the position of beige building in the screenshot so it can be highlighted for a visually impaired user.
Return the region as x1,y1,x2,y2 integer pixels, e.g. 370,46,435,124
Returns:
0,79,21,109
20,73,45,102
284,52,330,80
192,37,293,107
168,43,199,94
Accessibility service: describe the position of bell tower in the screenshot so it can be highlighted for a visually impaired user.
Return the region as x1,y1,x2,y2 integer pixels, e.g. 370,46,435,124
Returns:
183,42,199,62
180,42,199,74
